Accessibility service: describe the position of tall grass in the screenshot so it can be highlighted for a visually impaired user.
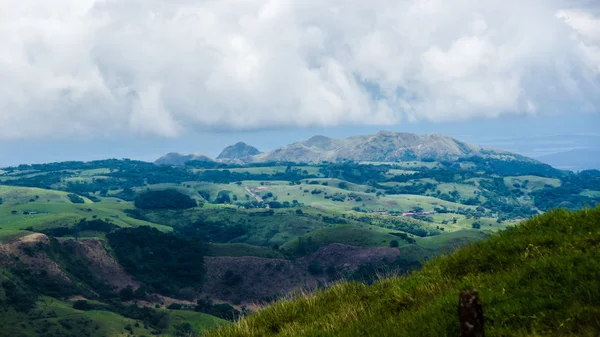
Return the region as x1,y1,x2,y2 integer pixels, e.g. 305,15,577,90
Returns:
206,208,600,337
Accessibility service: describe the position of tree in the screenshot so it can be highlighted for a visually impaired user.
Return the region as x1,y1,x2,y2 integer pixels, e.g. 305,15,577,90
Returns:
472,222,481,229
308,262,323,275
67,193,85,204
107,226,206,297
198,190,211,201
119,286,135,302
174,323,193,337
135,189,197,209
390,240,400,248
215,190,232,204
73,300,90,310
222,270,243,286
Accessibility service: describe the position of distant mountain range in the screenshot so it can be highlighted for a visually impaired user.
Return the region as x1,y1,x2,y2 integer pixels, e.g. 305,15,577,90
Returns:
155,131,535,166
154,153,215,166
536,148,600,171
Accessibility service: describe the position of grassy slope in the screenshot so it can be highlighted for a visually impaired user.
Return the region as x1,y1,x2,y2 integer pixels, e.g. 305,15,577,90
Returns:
206,207,600,337
0,296,227,337
167,310,229,335
0,192,172,242
280,225,403,252
0,186,91,205
139,206,359,246
0,297,153,337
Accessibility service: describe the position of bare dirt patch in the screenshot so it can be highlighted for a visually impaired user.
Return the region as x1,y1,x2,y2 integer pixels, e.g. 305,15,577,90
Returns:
61,239,138,290
2,233,72,284
200,243,404,305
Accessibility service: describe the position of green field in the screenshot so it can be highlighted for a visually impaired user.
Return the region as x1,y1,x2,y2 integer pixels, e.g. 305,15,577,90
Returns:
0,295,227,337
0,297,153,337
0,186,92,205
0,194,172,242
504,175,561,191
280,225,404,251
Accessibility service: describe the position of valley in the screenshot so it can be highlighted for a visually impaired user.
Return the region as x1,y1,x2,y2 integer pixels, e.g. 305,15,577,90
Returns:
0,132,599,336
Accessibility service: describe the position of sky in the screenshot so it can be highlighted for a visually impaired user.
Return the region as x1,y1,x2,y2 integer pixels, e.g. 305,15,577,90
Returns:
1,0,599,166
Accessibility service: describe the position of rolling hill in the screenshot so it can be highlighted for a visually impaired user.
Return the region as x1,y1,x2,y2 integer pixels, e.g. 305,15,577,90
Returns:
206,207,600,337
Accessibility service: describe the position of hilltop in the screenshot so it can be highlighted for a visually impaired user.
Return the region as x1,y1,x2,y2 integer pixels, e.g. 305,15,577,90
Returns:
155,131,530,166
154,152,215,166
251,131,515,163
207,207,600,337
217,142,261,160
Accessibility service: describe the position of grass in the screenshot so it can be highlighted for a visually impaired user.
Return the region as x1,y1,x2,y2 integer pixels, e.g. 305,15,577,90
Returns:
0,198,172,242
504,175,561,191
233,181,476,214
193,165,324,177
206,207,600,337
140,207,352,246
0,296,154,337
280,225,405,252
167,310,229,335
0,185,91,205
0,295,229,337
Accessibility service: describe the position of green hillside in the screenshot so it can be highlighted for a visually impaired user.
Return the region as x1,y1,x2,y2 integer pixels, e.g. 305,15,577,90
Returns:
0,296,227,337
206,207,600,337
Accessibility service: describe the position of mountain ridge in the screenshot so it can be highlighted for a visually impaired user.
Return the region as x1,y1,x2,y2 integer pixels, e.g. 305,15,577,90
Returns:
155,131,532,166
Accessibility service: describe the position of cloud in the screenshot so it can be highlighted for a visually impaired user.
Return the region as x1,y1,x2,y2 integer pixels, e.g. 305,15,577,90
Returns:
0,0,599,139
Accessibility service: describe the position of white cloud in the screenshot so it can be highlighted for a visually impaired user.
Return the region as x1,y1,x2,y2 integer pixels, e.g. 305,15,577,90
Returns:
0,0,599,139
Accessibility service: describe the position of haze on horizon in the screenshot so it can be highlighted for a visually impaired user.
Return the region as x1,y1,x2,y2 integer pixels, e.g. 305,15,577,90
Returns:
1,0,599,166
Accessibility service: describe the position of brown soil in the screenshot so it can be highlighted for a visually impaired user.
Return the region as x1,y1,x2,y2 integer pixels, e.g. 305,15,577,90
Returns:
200,243,404,305
1,233,72,285
1,235,416,308
60,239,138,290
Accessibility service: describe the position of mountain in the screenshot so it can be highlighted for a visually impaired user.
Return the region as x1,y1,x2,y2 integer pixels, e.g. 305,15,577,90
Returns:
155,131,534,165
154,152,215,166
536,148,600,171
216,142,261,160
250,131,521,163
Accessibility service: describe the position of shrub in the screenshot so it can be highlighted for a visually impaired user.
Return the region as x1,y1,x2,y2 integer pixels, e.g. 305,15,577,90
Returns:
167,303,183,310
67,193,85,204
107,226,206,297
308,262,323,275
222,270,243,286
119,287,134,302
174,323,193,337
73,300,90,310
